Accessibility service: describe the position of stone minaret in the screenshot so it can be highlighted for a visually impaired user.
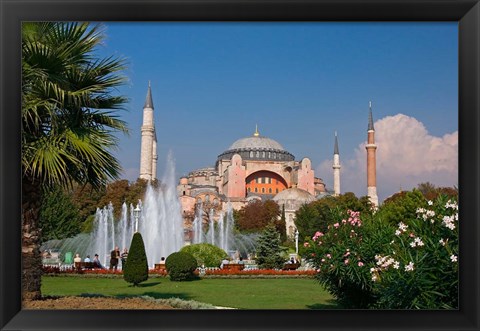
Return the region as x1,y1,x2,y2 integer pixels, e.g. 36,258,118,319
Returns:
333,131,341,196
139,82,157,180
366,101,378,207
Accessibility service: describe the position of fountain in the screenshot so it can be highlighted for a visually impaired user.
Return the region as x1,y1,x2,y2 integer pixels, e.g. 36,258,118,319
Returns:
89,152,185,267
190,201,256,257
40,152,258,268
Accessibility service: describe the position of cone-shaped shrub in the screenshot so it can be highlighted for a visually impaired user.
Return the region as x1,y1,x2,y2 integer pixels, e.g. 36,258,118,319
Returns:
166,251,198,281
123,232,149,286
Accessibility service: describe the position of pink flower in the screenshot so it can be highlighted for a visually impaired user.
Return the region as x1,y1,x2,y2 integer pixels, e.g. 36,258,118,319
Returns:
321,258,325,262
303,242,310,247
312,231,324,241
326,254,332,259
343,251,350,257
344,259,349,265
358,262,364,267
333,223,340,228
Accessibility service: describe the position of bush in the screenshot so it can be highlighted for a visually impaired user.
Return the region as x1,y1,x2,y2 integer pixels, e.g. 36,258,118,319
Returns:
371,194,458,309
123,232,149,286
304,193,459,309
165,252,198,281
304,209,393,308
180,243,227,267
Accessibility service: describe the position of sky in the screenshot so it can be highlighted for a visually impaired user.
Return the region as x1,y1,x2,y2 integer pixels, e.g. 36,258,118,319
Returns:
95,22,458,203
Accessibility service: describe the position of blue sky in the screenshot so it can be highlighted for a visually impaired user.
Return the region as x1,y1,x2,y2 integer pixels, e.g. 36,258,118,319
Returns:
96,22,458,202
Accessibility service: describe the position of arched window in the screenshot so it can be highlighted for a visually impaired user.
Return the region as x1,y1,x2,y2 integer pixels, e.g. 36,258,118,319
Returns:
250,151,254,158
269,188,272,193
256,151,260,157
262,151,265,158
205,195,210,202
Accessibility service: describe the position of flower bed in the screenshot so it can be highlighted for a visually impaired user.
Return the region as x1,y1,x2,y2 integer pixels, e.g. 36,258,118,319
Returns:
42,265,315,278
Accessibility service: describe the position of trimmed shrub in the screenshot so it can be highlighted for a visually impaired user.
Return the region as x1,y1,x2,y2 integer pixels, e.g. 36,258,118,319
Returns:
180,243,228,267
165,252,198,281
123,232,148,286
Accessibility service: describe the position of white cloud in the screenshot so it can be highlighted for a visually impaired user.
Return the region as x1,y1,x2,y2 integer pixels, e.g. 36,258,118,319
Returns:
316,114,458,202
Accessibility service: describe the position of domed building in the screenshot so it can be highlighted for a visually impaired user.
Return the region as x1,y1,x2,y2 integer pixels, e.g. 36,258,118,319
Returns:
139,84,378,238
176,126,328,237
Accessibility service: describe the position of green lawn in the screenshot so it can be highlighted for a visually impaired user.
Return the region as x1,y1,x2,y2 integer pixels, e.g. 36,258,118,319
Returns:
42,276,338,309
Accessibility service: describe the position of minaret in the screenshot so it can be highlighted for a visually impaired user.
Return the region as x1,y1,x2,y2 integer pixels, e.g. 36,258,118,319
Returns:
366,101,378,207
139,82,157,180
333,131,341,196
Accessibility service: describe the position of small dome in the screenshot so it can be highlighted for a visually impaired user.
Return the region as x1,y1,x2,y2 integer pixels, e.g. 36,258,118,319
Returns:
273,188,315,203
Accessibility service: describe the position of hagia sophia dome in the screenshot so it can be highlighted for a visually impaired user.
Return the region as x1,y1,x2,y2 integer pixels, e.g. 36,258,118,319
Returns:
217,127,295,163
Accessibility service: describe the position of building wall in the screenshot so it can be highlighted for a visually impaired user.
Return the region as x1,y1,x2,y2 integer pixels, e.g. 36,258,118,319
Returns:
225,154,246,198
297,158,315,195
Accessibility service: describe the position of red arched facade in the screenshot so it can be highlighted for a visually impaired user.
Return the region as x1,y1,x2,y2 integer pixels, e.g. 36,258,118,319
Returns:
245,171,288,195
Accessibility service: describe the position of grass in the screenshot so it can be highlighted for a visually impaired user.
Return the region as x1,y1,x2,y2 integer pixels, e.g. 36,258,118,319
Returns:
41,276,338,309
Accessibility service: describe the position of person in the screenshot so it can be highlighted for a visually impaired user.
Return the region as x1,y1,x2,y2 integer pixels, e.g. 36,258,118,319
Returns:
84,255,91,263
220,258,230,269
109,246,120,271
159,257,166,265
93,254,104,269
73,253,82,263
121,248,128,268
289,257,295,264
238,257,244,265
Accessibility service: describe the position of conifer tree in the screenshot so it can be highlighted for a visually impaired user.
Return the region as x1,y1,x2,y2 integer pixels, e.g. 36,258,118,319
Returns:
256,223,285,269
123,232,149,286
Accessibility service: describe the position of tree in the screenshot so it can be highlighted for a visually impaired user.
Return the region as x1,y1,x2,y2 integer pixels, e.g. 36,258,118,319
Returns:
22,22,128,300
235,200,281,233
123,232,149,286
256,224,285,269
39,186,82,241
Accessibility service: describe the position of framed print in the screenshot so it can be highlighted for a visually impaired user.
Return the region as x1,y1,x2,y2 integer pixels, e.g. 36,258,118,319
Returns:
1,0,479,330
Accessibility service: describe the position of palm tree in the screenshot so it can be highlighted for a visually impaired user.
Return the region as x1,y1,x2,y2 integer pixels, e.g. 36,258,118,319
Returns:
22,22,129,300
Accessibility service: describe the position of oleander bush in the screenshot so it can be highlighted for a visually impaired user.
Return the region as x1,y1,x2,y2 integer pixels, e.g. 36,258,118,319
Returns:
370,194,458,309
180,243,228,268
304,193,459,309
304,209,393,308
165,251,198,281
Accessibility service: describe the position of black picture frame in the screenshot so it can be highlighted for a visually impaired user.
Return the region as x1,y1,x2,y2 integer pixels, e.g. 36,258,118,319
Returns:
1,0,478,330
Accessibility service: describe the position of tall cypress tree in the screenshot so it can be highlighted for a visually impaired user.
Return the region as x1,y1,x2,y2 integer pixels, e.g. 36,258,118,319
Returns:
256,223,285,269
123,232,149,286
